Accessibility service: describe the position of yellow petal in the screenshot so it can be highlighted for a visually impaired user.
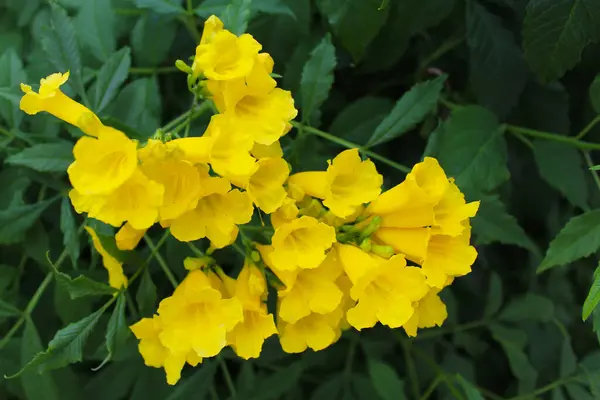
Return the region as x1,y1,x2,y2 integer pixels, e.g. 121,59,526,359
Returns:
84,226,127,289
115,223,146,251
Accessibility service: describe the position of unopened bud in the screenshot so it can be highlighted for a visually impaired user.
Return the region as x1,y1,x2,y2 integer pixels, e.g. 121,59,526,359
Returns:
359,216,382,240
359,238,372,253
371,244,395,259
175,59,192,74
251,250,261,263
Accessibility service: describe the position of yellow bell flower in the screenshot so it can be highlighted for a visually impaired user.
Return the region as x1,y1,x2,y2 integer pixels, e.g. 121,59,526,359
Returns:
169,169,253,247
158,269,243,359
278,308,344,354
232,157,290,214
289,149,382,218
269,216,337,270
270,197,299,229
403,287,448,337
70,169,164,230
84,226,127,289
199,15,224,46
251,140,284,159
130,315,202,385
20,72,101,134
337,244,428,330
115,223,146,251
67,125,138,195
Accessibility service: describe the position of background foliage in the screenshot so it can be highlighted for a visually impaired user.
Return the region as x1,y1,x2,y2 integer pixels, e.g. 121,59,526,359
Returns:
1,0,600,399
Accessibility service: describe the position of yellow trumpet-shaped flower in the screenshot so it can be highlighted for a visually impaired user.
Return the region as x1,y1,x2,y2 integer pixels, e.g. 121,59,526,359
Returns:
115,223,146,251
70,169,164,230
269,216,337,271
232,157,290,214
278,308,344,354
251,140,284,159
199,15,224,46
289,149,382,218
67,125,138,195
84,226,127,289
337,244,428,330
403,287,448,337
20,72,101,134
270,197,299,229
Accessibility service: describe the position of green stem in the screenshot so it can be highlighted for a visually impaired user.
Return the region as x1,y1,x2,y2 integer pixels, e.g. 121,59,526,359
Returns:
584,151,600,193
0,126,12,137
129,230,171,283
576,114,600,140
186,242,206,258
506,125,600,151
412,319,489,341
292,122,411,173
418,36,464,73
419,376,442,400
171,101,212,135
218,356,237,398
144,235,178,289
400,339,420,399
129,66,179,75
507,376,578,400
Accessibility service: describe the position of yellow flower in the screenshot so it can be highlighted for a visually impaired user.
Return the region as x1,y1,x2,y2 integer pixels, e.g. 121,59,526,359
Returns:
115,223,146,251
158,269,243,358
403,287,448,337
169,170,253,247
234,260,269,309
199,15,224,46
67,125,138,195
208,54,297,145
84,226,127,289
269,216,337,271
193,25,261,80
289,149,382,218
169,137,214,165
70,169,164,230
233,157,290,213
337,244,428,330
251,140,283,159
130,315,202,385
278,309,343,354
20,72,101,133
270,197,299,229
138,140,202,222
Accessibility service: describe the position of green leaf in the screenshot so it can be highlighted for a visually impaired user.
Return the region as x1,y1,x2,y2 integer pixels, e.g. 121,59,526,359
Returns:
75,0,116,62
6,142,74,173
484,272,503,317
110,77,161,137
136,269,157,317
0,199,55,245
220,0,252,36
532,140,589,210
471,195,537,252
248,362,304,400
366,75,446,147
590,73,600,113
329,96,394,145
195,0,294,19
9,303,110,377
560,338,577,377
498,293,555,323
0,48,26,128
91,47,132,114
466,1,527,118
566,384,594,400
316,0,388,62
41,3,85,98
134,0,185,13
0,299,21,318
523,0,600,82
367,359,406,400
60,197,80,269
456,375,484,400
53,268,116,299
165,361,217,400
490,326,537,393
539,209,600,272
300,34,336,126
131,15,177,67
434,106,509,194
101,293,130,367
583,266,600,320
21,319,59,400
311,374,343,400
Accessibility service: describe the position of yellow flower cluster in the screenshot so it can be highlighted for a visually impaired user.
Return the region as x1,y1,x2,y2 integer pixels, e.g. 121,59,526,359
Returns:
19,15,480,386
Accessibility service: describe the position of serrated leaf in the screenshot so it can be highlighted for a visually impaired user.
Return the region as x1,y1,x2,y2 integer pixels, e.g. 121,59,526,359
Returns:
533,140,589,210
248,362,304,400
0,48,26,128
434,106,509,195
523,0,600,82
194,0,295,19
466,1,527,118
131,15,177,67
60,197,80,268
220,0,252,35
9,303,110,377
0,299,21,318
134,0,185,13
92,47,131,114
583,266,600,320
136,269,157,317
101,293,130,367
590,73,600,113
0,199,55,245
471,195,537,251
300,34,336,126
539,209,600,272
366,75,446,147
75,0,116,62
6,142,74,173
484,272,503,317
317,0,388,62
367,359,407,400
456,375,484,400
498,293,555,323
21,319,59,400
166,361,217,400
53,268,116,300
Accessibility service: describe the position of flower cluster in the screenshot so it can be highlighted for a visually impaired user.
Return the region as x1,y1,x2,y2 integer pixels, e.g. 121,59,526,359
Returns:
19,15,480,385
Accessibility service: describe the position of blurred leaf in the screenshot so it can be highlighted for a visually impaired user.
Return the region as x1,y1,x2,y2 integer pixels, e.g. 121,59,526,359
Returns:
195,0,294,19
91,47,132,114
329,97,394,145
456,375,484,400
594,308,600,344
110,77,161,136
220,0,252,35
0,48,26,128
559,338,577,377
75,0,116,62
499,293,555,323
165,361,217,400
367,358,406,400
136,269,157,317
300,34,336,126
484,271,503,317
310,374,343,400
237,362,256,395
132,15,177,67
466,1,527,118
538,209,600,272
566,384,594,400
0,299,21,318
6,142,74,173
101,293,130,367
60,197,80,269
316,0,388,62
434,106,509,194
248,362,304,400
134,0,185,13
0,199,55,245
583,266,600,320
366,75,446,147
523,0,600,81
589,73,600,113
533,140,588,210
21,319,59,400
490,326,537,393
